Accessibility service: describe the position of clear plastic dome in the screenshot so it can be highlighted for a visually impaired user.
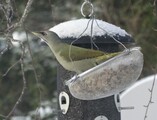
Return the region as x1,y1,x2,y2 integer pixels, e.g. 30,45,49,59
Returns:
66,47,143,100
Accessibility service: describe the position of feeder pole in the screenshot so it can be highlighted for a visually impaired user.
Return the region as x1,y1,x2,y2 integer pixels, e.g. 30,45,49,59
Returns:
52,3,134,118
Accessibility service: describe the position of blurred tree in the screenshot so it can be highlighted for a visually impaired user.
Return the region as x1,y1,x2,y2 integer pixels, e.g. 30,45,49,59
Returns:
0,37,57,115
0,0,157,119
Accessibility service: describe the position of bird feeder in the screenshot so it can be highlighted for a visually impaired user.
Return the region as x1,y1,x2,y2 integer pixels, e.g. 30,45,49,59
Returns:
49,18,143,120
51,19,143,100
66,47,143,100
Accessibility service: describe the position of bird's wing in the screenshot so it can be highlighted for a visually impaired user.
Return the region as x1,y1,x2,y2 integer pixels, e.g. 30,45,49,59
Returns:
59,44,106,61
95,52,121,64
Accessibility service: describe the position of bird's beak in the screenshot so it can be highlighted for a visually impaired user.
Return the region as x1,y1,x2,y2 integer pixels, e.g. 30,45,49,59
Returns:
32,32,40,37
31,31,47,44
32,31,44,39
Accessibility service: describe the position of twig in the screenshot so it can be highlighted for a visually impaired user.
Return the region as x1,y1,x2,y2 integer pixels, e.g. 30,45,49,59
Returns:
152,28,157,31
0,46,9,56
144,74,156,120
153,0,157,7
5,42,26,119
6,0,14,26
153,0,157,16
2,59,20,77
0,114,6,119
25,30,42,119
7,0,34,31
1,37,24,77
0,0,34,119
0,0,14,31
18,0,34,26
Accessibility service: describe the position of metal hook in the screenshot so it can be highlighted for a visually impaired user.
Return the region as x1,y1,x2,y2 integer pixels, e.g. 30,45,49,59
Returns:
81,0,94,18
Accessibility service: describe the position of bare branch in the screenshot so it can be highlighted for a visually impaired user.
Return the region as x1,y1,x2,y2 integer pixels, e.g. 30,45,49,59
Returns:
6,0,34,31
153,28,157,31
25,30,42,119
5,42,27,119
0,0,35,119
18,0,34,26
2,59,20,77
153,0,157,7
0,114,6,119
0,46,9,56
144,74,156,120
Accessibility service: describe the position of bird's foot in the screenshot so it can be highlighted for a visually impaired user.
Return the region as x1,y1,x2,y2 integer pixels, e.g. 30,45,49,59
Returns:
124,48,130,53
123,48,131,56
65,74,79,85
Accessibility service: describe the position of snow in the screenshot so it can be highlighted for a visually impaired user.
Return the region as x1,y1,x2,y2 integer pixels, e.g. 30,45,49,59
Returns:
38,107,53,118
12,31,32,47
50,19,131,39
29,106,53,119
11,116,31,120
120,74,157,120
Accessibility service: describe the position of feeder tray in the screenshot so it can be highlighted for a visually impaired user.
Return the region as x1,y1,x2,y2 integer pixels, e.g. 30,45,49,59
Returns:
66,47,143,100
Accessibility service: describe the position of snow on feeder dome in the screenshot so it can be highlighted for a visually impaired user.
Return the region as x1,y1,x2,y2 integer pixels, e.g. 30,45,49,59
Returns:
50,18,143,100
50,19,133,45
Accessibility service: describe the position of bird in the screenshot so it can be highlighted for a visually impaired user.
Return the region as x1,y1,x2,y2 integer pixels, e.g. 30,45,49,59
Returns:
32,31,121,74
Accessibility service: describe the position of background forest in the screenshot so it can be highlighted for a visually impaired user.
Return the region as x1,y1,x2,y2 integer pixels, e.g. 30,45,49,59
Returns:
0,0,157,119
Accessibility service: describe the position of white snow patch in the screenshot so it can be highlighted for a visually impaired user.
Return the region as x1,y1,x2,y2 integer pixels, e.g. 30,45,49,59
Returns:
11,116,31,120
50,19,130,38
12,31,31,47
29,106,53,119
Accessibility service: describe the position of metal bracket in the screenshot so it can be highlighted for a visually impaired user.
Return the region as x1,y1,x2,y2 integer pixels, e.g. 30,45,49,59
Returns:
95,115,108,120
114,94,134,112
59,91,70,114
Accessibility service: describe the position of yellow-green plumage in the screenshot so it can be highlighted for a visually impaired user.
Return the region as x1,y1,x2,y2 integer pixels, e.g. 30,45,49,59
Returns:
32,31,120,73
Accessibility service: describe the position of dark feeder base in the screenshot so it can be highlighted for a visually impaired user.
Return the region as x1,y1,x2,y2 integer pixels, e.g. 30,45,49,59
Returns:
57,64,120,120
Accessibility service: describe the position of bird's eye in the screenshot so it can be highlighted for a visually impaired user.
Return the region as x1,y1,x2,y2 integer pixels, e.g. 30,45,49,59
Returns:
39,31,47,36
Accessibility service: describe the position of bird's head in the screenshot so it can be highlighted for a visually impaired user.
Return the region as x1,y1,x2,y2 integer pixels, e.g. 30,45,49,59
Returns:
32,31,60,43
